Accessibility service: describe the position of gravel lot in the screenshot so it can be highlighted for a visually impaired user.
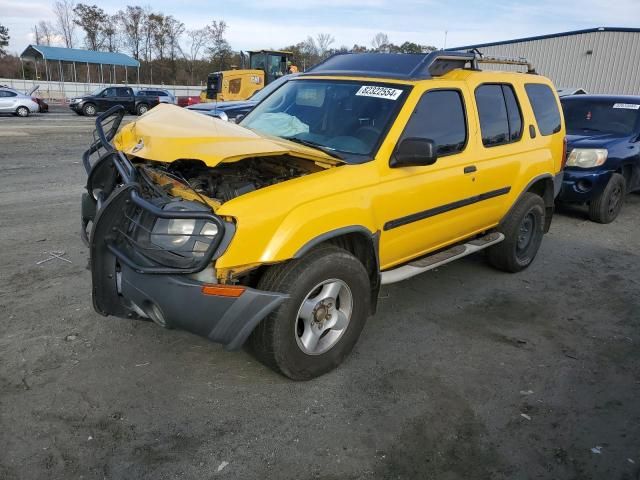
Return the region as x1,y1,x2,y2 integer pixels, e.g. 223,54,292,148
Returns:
1,107,639,480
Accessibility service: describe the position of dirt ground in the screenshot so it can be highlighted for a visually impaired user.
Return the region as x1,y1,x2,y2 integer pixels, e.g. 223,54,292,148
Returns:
1,107,639,480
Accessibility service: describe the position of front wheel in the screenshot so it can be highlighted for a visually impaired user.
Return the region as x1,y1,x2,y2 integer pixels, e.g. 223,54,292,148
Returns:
488,192,546,273
248,245,371,380
136,103,149,115
588,173,626,224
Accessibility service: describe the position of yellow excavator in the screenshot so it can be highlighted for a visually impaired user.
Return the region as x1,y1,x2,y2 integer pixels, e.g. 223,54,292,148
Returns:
200,50,295,103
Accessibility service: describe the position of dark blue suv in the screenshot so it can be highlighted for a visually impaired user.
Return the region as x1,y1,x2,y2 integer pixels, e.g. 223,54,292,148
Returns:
559,95,640,223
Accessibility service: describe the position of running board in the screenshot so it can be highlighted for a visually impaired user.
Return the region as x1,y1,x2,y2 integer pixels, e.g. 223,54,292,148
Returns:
380,232,505,285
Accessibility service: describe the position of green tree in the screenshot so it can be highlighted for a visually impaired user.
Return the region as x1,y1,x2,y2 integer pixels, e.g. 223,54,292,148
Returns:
0,24,9,56
73,3,108,50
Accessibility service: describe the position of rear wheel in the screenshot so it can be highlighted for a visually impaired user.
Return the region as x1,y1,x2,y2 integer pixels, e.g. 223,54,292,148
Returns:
82,103,97,116
136,103,149,115
588,173,625,224
248,245,371,380
15,106,29,117
488,192,546,273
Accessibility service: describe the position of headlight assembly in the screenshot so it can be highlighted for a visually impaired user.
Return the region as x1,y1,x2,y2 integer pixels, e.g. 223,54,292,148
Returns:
566,148,608,168
149,204,219,255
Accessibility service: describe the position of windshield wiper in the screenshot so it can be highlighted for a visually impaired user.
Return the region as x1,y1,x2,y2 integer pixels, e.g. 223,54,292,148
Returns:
284,137,345,161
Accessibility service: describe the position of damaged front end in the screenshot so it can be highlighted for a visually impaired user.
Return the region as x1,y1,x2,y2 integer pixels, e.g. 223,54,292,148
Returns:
81,106,290,350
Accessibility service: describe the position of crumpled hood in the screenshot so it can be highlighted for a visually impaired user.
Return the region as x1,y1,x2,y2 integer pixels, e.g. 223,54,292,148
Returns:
114,104,341,167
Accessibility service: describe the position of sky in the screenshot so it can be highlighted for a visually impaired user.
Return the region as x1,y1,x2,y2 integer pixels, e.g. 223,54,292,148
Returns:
1,0,639,55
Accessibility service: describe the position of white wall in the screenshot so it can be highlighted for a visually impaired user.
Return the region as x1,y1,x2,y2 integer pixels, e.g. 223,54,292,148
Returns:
0,78,203,101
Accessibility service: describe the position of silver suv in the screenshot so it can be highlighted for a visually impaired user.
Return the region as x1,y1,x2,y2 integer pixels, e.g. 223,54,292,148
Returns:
136,89,176,105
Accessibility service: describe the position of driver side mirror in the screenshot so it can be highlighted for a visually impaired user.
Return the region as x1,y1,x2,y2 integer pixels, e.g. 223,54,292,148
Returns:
390,138,438,167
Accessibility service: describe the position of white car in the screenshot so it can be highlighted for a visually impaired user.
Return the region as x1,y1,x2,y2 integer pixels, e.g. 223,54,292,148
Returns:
0,87,40,117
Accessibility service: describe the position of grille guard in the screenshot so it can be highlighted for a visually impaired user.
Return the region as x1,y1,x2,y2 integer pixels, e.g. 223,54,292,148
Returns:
81,108,229,274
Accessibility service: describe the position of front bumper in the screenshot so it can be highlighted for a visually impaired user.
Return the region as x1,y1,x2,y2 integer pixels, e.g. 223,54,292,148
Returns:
69,102,82,112
558,168,613,203
82,108,287,349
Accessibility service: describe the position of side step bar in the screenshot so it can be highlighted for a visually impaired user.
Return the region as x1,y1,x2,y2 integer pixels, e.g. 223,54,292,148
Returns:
380,232,505,285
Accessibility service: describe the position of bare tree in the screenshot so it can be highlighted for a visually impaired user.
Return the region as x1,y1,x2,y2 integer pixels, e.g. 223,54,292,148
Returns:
53,0,75,48
141,7,155,61
371,32,389,51
165,16,185,62
117,6,145,59
315,33,334,58
103,16,119,52
33,21,56,46
148,13,167,60
183,27,209,83
206,20,232,71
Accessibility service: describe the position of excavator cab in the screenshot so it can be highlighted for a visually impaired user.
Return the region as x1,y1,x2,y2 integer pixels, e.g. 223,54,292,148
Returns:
248,50,293,85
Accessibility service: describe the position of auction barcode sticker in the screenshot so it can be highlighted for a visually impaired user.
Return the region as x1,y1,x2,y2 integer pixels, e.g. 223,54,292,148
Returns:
356,86,403,100
613,103,640,110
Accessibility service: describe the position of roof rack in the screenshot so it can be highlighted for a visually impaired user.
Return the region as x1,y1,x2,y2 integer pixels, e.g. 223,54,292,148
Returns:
303,50,535,80
470,49,536,74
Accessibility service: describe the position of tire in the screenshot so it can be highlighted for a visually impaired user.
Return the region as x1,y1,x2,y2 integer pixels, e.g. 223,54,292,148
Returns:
15,106,29,117
82,103,97,116
588,173,626,224
248,245,371,380
136,103,149,115
488,192,546,273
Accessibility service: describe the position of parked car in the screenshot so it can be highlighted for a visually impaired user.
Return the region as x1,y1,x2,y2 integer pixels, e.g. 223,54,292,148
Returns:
80,51,565,379
177,95,201,107
187,74,299,122
137,88,176,105
0,86,40,117
558,95,640,223
69,86,160,116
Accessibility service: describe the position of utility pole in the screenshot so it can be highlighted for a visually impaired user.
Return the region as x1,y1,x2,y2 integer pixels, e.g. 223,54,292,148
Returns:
444,31,448,50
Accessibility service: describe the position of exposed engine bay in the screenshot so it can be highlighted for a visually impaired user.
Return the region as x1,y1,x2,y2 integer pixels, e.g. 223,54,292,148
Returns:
142,156,328,203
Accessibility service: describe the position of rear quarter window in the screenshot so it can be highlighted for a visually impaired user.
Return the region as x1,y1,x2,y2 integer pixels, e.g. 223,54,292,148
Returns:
525,84,562,136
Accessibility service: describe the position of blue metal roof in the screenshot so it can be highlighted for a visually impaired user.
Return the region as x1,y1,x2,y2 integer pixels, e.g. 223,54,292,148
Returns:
20,45,140,67
450,27,640,50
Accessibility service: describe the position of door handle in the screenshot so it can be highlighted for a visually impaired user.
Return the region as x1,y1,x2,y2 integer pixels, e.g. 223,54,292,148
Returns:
464,165,477,174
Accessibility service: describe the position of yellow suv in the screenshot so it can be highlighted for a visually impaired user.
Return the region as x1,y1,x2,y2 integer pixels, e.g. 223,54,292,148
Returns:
81,51,565,380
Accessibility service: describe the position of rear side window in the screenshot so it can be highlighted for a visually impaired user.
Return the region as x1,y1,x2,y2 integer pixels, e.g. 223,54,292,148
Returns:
475,84,523,147
116,87,131,96
400,89,467,156
525,84,561,135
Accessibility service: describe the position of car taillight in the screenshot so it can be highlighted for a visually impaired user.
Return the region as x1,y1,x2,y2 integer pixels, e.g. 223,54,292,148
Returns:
561,136,568,169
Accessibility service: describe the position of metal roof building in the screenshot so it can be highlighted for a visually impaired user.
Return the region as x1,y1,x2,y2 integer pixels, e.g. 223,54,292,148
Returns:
451,27,640,95
20,44,140,84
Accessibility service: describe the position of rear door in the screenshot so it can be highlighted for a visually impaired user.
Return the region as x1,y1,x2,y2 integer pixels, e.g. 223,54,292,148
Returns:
465,82,528,225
